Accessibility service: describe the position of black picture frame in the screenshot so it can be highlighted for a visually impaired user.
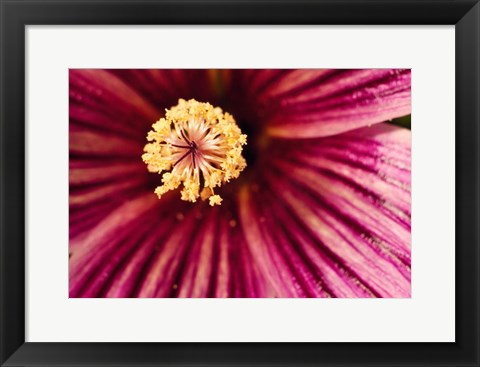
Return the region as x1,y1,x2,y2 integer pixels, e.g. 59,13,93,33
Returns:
1,1,479,366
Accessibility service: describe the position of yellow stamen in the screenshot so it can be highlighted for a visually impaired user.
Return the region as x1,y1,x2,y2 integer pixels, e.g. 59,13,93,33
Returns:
142,99,247,205
209,195,223,206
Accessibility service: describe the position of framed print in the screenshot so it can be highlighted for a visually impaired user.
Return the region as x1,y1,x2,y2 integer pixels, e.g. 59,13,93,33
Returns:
1,0,479,366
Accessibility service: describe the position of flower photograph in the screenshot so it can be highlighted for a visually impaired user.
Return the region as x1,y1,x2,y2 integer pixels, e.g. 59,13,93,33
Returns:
69,69,411,298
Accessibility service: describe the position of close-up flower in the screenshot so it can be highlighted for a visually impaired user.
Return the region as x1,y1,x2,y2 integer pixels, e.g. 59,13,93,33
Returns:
69,69,411,298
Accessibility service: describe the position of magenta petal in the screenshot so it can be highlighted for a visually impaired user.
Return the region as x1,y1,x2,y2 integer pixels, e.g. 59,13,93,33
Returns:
288,124,411,218
264,69,411,138
239,187,300,297
70,161,145,186
252,69,336,101
69,128,143,157
264,195,374,297
213,218,232,297
69,193,161,297
175,208,218,298
239,187,333,297
264,124,411,297
233,69,289,97
102,225,171,298
107,69,215,109
135,206,203,298
70,69,161,123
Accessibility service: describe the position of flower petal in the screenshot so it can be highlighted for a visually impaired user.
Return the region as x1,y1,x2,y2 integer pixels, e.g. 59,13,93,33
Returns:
239,186,334,297
264,124,411,297
69,128,143,157
69,193,162,297
107,69,215,111
70,69,161,124
102,216,176,298
135,205,204,297
175,207,218,298
260,69,411,138
70,161,145,186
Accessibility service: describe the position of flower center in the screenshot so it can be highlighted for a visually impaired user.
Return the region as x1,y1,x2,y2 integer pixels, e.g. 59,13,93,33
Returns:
142,99,247,206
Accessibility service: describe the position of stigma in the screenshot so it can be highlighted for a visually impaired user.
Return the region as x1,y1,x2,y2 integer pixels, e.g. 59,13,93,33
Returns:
142,99,247,206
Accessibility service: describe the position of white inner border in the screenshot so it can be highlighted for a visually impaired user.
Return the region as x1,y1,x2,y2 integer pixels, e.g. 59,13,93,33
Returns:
26,26,455,342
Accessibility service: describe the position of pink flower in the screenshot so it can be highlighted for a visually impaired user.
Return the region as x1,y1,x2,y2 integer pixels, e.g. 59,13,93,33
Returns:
69,69,411,298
